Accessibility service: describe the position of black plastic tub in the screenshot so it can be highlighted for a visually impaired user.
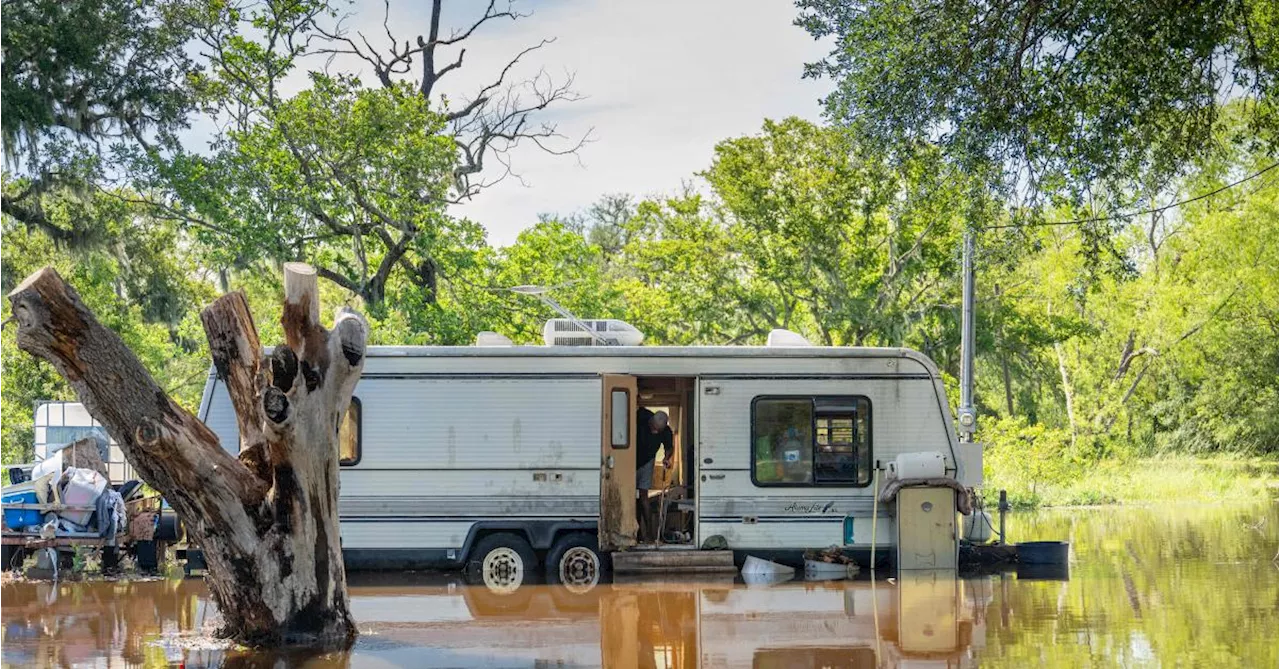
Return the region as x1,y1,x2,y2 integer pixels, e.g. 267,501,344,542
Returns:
1017,540,1070,565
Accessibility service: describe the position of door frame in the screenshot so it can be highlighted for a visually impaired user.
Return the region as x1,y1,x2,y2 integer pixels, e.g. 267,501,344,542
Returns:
599,374,638,551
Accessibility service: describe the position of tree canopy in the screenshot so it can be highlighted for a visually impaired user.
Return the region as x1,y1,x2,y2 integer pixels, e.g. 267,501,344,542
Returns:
796,0,1279,209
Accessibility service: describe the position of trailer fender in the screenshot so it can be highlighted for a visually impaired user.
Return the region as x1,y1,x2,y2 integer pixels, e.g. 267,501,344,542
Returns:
461,520,596,560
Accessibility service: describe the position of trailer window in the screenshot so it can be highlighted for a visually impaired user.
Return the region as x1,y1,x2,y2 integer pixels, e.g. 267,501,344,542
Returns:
338,397,361,466
610,390,630,447
751,396,871,487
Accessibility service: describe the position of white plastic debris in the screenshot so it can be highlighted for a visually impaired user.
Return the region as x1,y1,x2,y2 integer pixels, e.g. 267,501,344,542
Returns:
742,555,795,576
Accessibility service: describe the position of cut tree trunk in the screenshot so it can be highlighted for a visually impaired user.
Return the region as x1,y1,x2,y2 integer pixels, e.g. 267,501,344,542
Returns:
8,262,365,649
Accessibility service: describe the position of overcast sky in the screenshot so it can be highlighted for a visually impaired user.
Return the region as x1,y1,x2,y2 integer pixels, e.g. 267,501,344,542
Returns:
354,0,833,246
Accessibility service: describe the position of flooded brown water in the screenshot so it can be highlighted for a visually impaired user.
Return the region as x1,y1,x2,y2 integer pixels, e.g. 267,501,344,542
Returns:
1,503,1275,668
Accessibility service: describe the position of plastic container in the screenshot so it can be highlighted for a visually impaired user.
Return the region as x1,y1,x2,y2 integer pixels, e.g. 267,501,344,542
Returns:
742,555,794,576
963,510,995,543
1018,540,1070,565
59,468,107,526
3,490,41,530
31,450,62,483
890,452,946,480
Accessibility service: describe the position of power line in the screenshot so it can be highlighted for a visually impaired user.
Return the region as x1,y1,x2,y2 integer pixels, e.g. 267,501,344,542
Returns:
982,163,1279,231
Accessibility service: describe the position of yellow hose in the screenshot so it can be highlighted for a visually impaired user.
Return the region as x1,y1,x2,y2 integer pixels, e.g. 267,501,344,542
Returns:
870,466,881,664
870,467,880,571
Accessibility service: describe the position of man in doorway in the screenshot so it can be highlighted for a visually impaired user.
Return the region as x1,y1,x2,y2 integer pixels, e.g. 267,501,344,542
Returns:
636,408,674,543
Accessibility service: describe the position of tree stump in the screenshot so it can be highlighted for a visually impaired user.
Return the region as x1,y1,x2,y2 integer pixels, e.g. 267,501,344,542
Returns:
7,262,365,648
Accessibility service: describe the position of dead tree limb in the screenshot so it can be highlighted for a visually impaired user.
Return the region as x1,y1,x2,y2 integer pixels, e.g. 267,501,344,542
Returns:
313,0,590,199
8,262,366,649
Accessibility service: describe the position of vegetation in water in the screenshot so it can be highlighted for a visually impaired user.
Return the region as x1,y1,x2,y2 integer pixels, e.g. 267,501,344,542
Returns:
983,433,1278,508
982,503,1279,667
1,0,1275,508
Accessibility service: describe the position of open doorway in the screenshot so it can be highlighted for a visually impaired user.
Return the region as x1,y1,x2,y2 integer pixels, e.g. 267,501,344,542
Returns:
636,376,696,547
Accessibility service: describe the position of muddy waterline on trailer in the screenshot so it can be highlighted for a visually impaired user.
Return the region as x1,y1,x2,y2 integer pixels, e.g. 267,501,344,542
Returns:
1,503,1275,668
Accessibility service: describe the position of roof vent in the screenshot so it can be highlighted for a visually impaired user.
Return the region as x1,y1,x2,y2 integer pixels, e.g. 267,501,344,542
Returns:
475,331,514,346
543,319,644,346
766,329,811,347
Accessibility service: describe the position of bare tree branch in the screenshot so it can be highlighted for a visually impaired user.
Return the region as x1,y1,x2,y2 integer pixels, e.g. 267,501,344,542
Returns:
444,39,554,122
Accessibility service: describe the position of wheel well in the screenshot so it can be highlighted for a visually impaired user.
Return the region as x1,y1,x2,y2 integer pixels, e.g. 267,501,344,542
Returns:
460,520,596,563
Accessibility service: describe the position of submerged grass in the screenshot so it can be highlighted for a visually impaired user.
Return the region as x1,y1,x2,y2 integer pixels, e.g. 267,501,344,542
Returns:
982,453,1278,509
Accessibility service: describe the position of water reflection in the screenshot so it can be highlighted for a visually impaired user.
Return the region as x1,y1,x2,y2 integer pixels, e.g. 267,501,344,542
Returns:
1,503,1274,668
0,578,212,667
2,571,986,668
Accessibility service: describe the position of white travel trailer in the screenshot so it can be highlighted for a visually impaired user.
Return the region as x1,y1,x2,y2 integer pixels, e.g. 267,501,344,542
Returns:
197,325,979,583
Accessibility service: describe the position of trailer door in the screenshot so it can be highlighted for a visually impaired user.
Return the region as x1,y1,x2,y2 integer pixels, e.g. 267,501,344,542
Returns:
600,374,638,551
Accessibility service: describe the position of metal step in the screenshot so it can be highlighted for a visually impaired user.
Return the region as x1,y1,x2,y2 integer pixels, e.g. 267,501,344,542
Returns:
611,549,737,574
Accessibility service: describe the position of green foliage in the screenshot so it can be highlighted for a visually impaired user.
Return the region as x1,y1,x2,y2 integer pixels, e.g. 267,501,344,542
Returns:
0,194,213,463
1,0,197,246
983,414,1278,508
163,71,461,312
607,119,987,362
797,0,1279,207
490,222,623,343
1,0,194,155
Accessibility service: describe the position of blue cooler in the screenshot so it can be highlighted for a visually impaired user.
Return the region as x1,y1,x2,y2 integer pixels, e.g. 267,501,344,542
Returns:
2,490,41,530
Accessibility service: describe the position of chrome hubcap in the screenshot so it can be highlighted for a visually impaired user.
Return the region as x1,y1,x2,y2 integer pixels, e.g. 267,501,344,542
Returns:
482,547,524,593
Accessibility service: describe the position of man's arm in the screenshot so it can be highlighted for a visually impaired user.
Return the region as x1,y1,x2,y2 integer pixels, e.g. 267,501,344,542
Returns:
662,429,676,468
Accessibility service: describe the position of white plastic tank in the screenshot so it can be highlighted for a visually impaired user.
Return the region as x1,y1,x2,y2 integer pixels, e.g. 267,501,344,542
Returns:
963,510,995,543
889,452,947,480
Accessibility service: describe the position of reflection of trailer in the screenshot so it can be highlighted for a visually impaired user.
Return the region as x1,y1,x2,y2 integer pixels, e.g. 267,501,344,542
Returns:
343,573,989,668
33,401,135,485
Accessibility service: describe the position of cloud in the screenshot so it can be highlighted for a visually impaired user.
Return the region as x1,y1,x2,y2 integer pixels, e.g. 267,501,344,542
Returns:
406,0,833,245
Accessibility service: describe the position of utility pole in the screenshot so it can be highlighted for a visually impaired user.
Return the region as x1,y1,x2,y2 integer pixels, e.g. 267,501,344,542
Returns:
958,228,977,441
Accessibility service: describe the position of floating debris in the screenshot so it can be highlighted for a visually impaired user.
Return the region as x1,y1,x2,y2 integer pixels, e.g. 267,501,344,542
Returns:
803,546,860,579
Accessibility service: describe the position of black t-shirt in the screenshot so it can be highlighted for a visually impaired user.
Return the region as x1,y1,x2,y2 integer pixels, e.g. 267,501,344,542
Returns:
636,408,674,466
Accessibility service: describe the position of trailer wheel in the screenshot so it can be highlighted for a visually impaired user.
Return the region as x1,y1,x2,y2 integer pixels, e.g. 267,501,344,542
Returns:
466,533,536,593
546,533,604,592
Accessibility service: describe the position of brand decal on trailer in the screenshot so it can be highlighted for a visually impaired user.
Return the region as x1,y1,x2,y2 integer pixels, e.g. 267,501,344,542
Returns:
782,501,838,514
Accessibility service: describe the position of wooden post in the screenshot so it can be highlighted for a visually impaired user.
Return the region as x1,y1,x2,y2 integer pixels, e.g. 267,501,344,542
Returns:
8,264,366,648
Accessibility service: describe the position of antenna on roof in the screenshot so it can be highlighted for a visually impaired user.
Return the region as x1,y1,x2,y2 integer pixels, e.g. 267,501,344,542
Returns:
509,284,613,346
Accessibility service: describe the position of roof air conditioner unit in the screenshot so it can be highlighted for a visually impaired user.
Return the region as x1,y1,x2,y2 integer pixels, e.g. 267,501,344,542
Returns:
543,319,644,346
766,329,811,346
475,331,514,346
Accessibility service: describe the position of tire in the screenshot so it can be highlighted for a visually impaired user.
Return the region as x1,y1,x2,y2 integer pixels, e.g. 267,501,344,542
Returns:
134,540,160,573
545,533,606,592
465,532,537,595
155,511,182,542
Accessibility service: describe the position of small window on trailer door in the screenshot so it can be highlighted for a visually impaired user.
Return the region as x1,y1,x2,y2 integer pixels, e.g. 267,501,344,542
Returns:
751,396,871,487
338,397,361,466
